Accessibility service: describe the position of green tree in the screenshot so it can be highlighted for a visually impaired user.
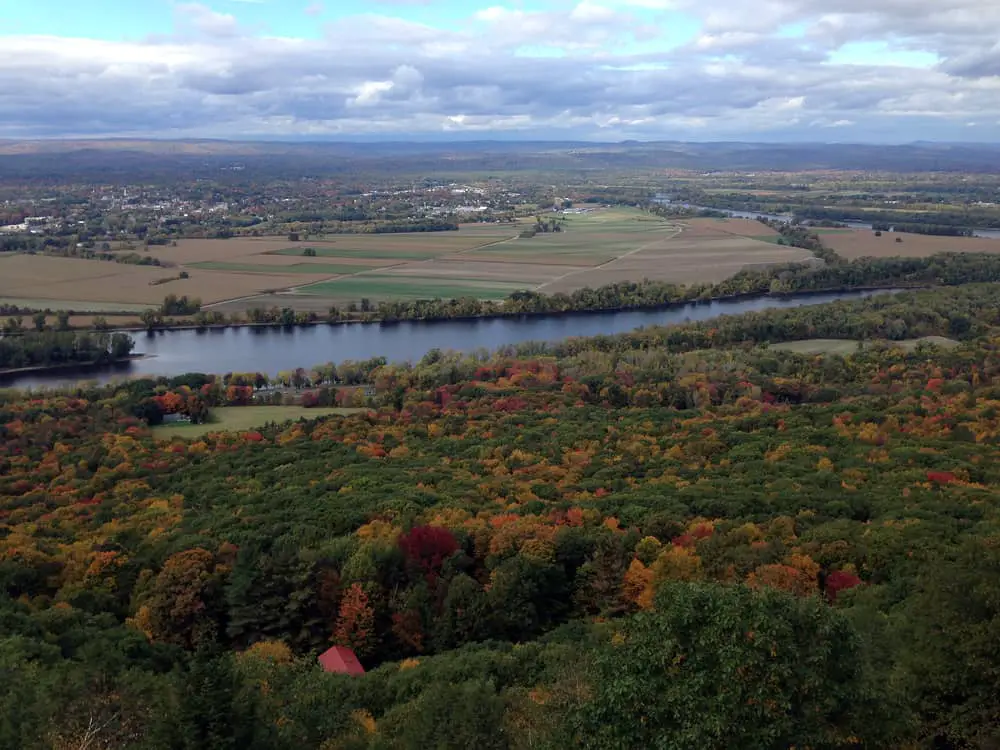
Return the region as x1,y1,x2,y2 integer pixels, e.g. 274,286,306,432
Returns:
377,678,507,750
892,538,1000,748
172,651,253,750
31,312,46,332
573,582,902,749
141,309,162,331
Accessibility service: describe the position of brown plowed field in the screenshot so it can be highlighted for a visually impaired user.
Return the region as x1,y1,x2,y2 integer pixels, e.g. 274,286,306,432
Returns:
823,230,1000,259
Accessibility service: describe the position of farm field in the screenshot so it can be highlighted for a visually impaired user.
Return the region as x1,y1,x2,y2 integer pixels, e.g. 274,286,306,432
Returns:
296,275,528,302
20,211,993,315
772,336,959,355
0,209,814,314
208,208,690,311
0,296,152,313
678,217,781,239
538,216,807,291
151,405,364,439
824,230,1000,259
188,261,378,275
0,253,307,308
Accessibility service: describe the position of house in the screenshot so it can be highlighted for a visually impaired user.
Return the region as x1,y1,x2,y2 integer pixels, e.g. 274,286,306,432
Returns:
318,645,365,676
161,413,191,424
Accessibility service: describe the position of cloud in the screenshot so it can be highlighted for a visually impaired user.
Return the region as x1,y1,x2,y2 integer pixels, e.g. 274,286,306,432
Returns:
304,2,323,16
173,3,241,37
0,0,998,141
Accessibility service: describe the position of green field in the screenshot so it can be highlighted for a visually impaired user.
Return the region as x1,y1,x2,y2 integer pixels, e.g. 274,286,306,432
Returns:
298,275,527,301
471,209,678,260
189,261,375,274
266,247,444,261
152,405,364,438
264,228,517,263
773,336,959,355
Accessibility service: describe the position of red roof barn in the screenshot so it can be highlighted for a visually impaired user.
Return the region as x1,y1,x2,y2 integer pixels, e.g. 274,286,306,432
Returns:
318,646,365,676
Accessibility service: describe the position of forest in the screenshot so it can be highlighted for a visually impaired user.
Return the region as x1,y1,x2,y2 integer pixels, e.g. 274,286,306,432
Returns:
2,284,1000,748
0,330,134,370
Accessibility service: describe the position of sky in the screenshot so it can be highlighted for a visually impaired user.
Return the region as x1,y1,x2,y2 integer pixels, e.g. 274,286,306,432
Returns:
1,0,999,142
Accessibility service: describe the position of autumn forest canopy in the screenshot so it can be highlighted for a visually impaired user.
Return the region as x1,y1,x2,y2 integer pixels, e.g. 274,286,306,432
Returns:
4,284,1000,748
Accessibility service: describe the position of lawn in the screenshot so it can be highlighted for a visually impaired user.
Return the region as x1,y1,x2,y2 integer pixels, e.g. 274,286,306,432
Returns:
772,336,959,355
152,405,364,438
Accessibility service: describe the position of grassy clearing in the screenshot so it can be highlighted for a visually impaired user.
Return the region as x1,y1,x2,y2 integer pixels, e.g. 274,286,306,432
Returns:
773,336,959,355
299,275,526,301
189,261,374,275
152,405,364,438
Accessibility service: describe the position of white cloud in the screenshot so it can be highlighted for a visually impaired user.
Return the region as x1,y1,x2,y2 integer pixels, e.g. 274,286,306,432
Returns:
0,0,998,140
174,3,241,37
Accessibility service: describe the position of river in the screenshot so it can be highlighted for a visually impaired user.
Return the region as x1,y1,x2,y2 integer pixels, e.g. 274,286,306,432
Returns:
2,289,900,389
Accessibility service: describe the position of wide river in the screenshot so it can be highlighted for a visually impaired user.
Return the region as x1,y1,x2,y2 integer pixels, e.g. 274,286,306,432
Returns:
3,289,899,389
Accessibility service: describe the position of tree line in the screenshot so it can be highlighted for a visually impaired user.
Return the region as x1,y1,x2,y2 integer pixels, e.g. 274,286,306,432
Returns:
0,330,133,370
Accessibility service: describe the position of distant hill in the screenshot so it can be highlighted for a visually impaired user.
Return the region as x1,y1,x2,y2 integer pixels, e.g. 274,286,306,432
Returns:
2,138,1000,180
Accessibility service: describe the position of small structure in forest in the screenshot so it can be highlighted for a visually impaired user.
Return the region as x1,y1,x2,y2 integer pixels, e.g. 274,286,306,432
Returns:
318,645,365,676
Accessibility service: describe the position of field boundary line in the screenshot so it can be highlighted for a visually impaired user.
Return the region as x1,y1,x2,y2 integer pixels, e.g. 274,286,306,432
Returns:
534,223,684,291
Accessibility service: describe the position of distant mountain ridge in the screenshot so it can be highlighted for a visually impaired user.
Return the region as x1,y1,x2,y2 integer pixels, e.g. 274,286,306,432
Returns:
2,138,1000,178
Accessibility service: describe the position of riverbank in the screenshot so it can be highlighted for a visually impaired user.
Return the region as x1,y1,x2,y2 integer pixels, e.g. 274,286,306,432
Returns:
1,288,903,390
114,282,926,335
0,354,148,379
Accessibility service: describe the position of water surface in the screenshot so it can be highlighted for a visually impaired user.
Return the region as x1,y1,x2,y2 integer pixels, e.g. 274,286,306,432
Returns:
2,289,899,389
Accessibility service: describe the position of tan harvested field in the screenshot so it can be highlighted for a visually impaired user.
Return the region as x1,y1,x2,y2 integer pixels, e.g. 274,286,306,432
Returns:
0,255,171,305
59,313,148,328
0,296,152,313
541,234,810,292
0,254,309,307
679,218,780,239
823,230,1000,259
212,294,335,314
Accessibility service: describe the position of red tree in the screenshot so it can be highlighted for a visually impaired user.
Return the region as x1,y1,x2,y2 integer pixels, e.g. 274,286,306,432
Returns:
927,471,956,485
398,525,459,582
825,570,862,602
